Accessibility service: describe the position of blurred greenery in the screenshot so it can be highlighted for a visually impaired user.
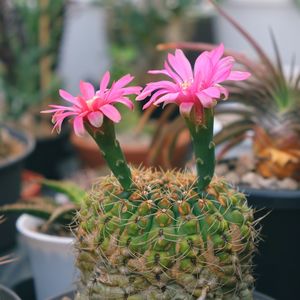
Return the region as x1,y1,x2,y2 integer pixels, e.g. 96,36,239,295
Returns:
96,0,203,131
0,0,65,120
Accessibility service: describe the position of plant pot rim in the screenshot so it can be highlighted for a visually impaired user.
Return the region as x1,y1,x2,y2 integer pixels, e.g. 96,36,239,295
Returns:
0,284,21,300
16,214,74,245
242,186,300,209
0,125,35,170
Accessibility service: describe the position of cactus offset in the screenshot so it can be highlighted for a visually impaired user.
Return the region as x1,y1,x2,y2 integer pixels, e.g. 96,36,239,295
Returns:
75,168,256,300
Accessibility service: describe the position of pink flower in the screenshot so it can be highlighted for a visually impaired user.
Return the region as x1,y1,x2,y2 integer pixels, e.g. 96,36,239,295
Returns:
42,72,141,136
137,44,250,122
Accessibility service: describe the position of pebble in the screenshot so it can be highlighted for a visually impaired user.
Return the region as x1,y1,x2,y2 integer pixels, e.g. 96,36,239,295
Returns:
225,171,240,185
215,163,229,176
277,178,299,190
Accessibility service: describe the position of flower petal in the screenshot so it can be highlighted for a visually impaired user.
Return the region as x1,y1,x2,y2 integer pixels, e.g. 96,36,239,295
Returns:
154,92,179,105
196,92,214,108
208,43,224,65
202,87,221,98
100,104,121,123
227,71,251,81
87,111,104,128
115,97,134,110
80,81,95,100
73,116,85,136
179,102,194,117
59,89,76,104
174,49,193,80
99,71,110,92
194,52,213,84
113,74,134,89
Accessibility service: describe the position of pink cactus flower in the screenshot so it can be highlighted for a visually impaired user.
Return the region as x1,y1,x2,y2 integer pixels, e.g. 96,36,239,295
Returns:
42,72,141,136
137,44,250,122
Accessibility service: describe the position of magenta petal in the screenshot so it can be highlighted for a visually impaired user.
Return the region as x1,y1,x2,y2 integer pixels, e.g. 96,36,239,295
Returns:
115,97,134,110
87,111,103,128
100,104,121,123
80,81,95,100
194,53,213,84
208,43,224,65
179,102,194,117
73,116,85,136
196,92,214,108
228,71,251,81
154,92,179,105
173,49,193,80
59,89,76,103
113,74,134,89
100,71,110,92
202,87,221,98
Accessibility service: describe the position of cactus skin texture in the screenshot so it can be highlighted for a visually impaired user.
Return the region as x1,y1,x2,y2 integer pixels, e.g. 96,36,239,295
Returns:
75,168,256,300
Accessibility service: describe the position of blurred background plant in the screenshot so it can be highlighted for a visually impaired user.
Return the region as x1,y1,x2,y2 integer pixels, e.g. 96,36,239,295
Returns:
0,0,66,135
96,0,210,133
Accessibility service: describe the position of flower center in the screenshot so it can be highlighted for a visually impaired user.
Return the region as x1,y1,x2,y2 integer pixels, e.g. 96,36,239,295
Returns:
180,79,193,91
86,97,98,110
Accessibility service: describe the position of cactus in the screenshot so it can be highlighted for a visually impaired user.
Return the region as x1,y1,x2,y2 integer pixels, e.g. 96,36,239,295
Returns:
43,45,255,299
75,168,256,299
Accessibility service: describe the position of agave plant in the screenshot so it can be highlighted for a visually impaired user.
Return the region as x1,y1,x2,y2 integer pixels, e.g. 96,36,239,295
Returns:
0,179,85,233
157,0,300,181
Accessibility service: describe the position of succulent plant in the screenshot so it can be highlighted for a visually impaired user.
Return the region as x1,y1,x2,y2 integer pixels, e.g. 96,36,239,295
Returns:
42,43,257,299
158,0,300,181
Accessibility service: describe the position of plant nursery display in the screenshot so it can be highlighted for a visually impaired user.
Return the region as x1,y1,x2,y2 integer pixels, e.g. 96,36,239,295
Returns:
40,44,259,299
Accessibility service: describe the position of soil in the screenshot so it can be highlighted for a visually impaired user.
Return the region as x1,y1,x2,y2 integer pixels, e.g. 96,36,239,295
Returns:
37,222,73,237
0,128,24,164
215,153,300,190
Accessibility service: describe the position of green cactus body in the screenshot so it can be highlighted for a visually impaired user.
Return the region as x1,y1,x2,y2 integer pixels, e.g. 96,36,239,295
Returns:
75,168,256,300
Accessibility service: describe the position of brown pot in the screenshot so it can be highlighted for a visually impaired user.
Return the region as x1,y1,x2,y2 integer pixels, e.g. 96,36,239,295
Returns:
71,130,190,169
21,170,43,200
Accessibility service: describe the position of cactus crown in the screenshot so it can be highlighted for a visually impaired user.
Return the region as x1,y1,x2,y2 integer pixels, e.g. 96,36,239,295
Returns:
76,168,257,299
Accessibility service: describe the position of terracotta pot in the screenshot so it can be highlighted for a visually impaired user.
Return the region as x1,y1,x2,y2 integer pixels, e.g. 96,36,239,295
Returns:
21,170,43,200
71,129,191,169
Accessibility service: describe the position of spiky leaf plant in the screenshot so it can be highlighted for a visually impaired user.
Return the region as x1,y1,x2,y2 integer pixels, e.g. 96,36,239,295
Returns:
43,46,256,299
158,0,300,181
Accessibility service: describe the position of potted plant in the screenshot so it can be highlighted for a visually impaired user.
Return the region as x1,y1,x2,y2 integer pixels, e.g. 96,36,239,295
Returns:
0,125,35,251
0,0,71,179
39,45,267,299
0,180,85,300
158,2,300,299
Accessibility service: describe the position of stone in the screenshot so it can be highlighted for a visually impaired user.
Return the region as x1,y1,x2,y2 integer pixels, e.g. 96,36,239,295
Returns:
225,171,240,185
277,178,299,190
215,163,229,176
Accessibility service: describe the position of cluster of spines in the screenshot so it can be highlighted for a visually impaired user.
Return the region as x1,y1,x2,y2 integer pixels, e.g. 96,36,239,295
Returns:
75,168,257,300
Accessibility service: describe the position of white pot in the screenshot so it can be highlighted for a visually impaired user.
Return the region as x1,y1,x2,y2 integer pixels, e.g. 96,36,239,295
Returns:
16,214,78,300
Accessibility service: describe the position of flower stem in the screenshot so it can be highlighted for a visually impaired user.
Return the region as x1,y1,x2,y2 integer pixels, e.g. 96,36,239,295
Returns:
85,118,133,191
184,108,215,193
